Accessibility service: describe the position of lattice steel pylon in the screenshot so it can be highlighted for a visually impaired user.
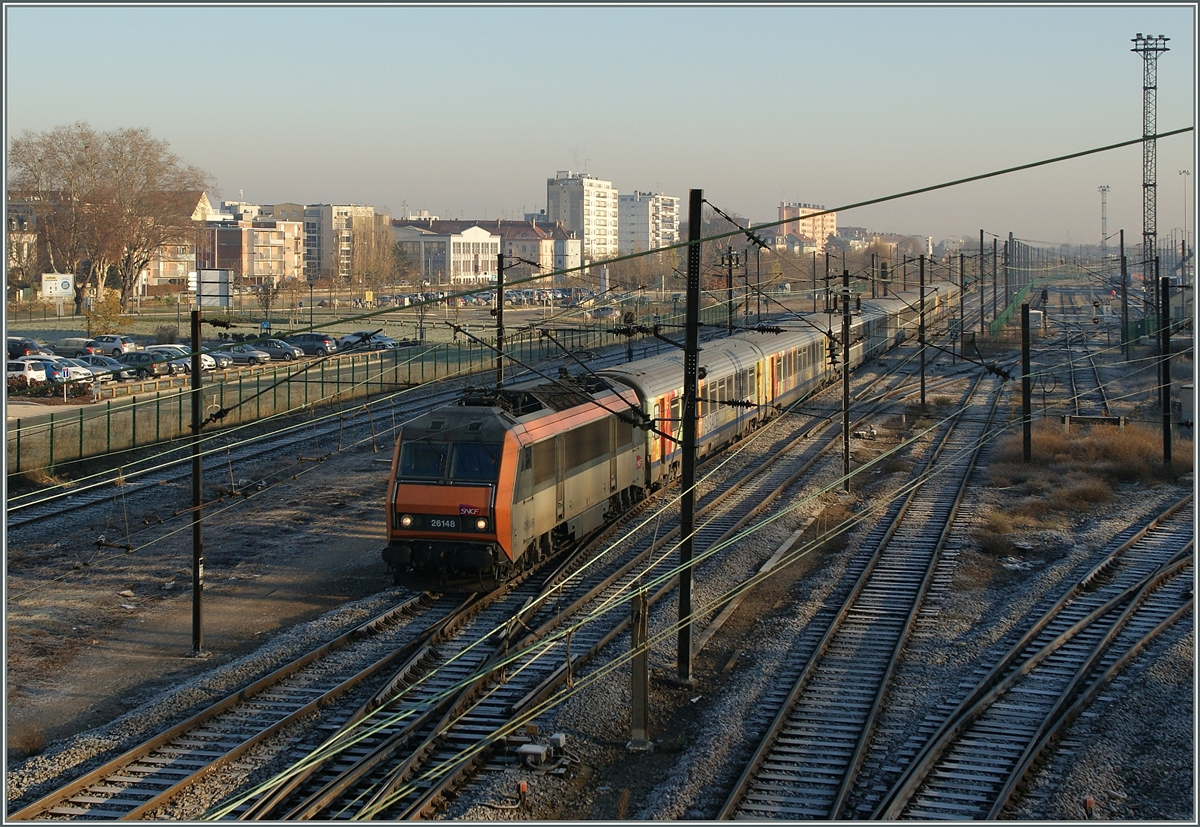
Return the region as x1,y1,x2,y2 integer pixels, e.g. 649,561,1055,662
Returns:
1132,33,1169,313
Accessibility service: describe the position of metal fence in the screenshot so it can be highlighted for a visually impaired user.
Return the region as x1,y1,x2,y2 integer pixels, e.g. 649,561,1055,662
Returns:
6,321,651,477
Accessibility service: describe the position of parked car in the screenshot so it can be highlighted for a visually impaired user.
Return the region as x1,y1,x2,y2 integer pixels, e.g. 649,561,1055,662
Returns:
90,334,142,357
7,336,53,359
7,360,48,384
219,343,272,366
339,331,399,351
584,306,621,320
50,337,105,358
78,354,138,382
284,332,339,357
53,357,103,384
143,345,193,374
116,351,171,380
209,351,233,370
256,338,304,361
14,356,69,383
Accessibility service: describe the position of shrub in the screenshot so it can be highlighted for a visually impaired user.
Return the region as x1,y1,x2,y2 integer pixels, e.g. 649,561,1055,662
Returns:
154,325,179,344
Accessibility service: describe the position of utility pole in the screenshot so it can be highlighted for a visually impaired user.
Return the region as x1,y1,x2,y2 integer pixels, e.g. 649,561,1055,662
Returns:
1132,34,1169,318
1022,303,1032,461
756,247,762,323
1099,185,1111,260
958,252,965,363
190,309,204,654
980,229,986,335
992,238,998,326
678,188,702,686
812,252,818,313
1160,267,1172,466
721,247,740,335
1121,230,1130,360
919,255,926,407
495,252,505,388
842,268,851,493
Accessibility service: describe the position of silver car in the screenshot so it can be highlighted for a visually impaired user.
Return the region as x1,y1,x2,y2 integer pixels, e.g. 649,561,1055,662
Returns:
78,354,138,382
221,343,272,366
90,334,141,357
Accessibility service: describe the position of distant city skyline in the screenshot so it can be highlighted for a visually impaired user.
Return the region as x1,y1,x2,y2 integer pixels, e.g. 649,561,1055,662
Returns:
5,5,1195,248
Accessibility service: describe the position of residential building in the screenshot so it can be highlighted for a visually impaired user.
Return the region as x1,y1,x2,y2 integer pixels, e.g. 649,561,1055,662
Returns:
493,220,582,283
302,204,385,282
140,192,222,291
546,171,619,262
194,215,304,288
779,202,837,251
391,220,501,286
618,191,679,254
391,218,582,286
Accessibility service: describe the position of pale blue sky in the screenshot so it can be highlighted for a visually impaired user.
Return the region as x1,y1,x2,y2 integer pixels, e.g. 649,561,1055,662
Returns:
5,4,1196,247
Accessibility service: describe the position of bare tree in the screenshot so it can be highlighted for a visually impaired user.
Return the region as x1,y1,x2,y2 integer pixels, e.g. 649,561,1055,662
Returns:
255,281,283,319
349,214,399,296
9,122,213,311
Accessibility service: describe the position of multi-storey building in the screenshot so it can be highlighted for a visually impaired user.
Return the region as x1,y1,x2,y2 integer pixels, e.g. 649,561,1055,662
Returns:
391,220,501,286
618,191,679,254
194,217,304,287
779,202,837,251
392,219,582,286
546,171,619,262
302,204,385,282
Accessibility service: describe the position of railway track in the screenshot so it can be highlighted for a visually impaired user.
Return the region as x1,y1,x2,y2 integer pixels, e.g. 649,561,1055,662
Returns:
1063,327,1112,418
6,592,464,820
872,496,1193,820
717,370,1001,820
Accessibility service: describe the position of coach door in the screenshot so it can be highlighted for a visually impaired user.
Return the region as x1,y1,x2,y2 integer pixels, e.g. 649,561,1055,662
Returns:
555,435,565,521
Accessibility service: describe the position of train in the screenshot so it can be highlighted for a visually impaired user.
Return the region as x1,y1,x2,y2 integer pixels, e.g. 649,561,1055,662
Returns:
382,280,960,587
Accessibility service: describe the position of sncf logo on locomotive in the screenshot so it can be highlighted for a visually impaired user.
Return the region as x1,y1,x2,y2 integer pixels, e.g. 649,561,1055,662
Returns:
459,505,482,515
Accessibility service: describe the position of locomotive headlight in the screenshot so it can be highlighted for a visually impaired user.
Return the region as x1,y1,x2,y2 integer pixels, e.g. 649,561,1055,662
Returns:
475,517,489,531
400,514,414,528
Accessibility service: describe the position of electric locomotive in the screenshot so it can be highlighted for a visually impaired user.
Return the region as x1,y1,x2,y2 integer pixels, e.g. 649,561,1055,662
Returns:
383,374,647,586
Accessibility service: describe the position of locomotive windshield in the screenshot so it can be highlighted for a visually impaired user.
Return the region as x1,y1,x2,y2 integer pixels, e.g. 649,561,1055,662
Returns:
399,441,501,483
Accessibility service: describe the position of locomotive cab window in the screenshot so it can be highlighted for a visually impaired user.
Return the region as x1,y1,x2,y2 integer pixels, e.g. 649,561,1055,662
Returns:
399,441,501,482
449,443,502,482
399,442,447,479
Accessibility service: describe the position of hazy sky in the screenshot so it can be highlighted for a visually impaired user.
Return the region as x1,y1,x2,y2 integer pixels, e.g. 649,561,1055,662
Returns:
5,4,1196,247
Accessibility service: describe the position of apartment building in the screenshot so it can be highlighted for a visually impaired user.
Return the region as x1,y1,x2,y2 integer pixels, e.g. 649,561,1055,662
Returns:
194,217,304,287
618,190,679,254
302,204,386,282
779,202,837,250
546,171,619,262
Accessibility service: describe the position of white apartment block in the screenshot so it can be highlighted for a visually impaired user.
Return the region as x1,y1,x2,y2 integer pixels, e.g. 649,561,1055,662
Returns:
779,202,838,249
547,171,619,262
618,191,679,254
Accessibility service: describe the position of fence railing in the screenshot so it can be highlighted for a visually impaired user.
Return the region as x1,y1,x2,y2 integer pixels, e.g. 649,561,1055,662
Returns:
7,319,686,478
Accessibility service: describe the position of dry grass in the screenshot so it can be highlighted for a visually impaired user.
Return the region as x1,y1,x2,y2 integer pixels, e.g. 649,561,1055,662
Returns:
8,726,45,760
976,420,1192,557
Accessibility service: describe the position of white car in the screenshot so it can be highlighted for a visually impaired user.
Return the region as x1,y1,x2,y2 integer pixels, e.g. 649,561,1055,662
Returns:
147,344,215,371
7,360,47,384
51,356,98,384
